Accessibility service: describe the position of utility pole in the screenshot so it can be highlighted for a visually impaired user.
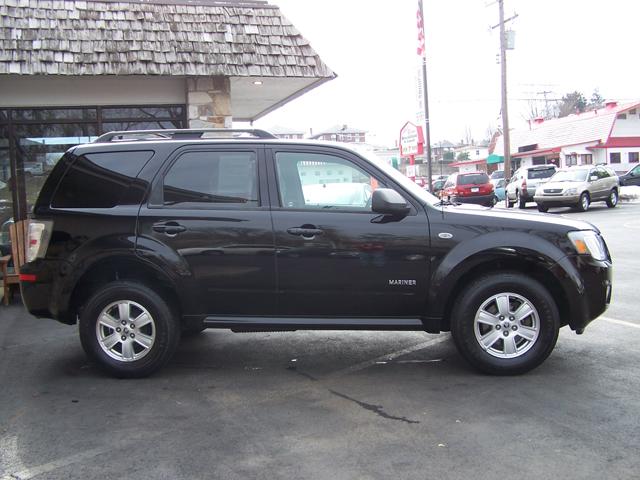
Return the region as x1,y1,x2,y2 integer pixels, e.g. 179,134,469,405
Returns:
498,0,511,179
418,0,433,191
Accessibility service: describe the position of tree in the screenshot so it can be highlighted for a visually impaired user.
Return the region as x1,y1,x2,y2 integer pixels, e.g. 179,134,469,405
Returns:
589,89,605,109
456,151,470,161
557,91,588,117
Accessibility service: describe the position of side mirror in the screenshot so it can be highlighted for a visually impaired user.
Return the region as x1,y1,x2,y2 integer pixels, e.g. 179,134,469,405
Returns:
589,175,598,182
372,188,410,216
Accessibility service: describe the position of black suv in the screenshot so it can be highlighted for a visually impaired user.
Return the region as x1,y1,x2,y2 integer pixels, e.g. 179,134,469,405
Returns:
20,129,612,377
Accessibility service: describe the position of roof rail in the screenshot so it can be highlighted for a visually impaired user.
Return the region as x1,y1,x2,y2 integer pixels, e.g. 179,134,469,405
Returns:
93,128,277,143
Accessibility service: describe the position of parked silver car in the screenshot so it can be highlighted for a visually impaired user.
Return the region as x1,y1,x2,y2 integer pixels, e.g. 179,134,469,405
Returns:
505,164,557,209
533,165,619,212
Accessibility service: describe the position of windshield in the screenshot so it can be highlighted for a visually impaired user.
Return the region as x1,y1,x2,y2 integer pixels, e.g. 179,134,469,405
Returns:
528,167,556,179
346,144,439,205
490,170,504,179
458,173,489,185
551,169,589,182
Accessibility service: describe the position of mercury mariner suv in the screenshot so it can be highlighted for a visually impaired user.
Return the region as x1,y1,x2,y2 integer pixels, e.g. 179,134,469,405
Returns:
20,129,612,377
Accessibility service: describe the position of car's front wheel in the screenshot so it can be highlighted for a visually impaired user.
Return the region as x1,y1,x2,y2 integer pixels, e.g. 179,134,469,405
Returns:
79,281,180,378
537,204,548,213
450,272,560,375
606,189,618,208
505,194,512,208
516,190,526,209
577,192,590,212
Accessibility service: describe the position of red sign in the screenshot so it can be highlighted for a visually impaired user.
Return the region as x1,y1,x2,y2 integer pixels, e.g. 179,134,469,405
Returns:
399,121,424,157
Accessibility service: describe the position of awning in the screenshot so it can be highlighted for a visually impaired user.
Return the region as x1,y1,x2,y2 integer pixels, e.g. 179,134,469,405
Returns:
486,154,504,164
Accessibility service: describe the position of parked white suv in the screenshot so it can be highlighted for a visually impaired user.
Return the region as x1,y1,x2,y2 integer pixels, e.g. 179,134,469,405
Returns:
505,165,557,209
534,165,619,212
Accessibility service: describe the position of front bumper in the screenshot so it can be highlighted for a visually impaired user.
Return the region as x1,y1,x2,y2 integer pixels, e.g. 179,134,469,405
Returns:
534,194,580,207
551,253,612,331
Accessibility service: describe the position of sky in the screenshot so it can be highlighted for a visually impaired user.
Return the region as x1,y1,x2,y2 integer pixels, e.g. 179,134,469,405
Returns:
250,0,640,148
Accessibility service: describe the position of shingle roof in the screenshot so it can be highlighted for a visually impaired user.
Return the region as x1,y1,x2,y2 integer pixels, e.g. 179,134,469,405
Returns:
0,0,336,78
494,101,640,156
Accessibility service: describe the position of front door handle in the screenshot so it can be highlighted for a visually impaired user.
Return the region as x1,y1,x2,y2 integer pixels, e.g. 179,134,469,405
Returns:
152,221,187,235
287,226,324,238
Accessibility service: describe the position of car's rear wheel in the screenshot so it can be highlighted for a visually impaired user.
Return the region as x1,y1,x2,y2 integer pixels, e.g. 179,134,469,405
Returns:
606,189,618,208
79,281,180,378
517,190,526,209
537,204,548,213
450,272,559,375
505,196,512,208
577,192,590,212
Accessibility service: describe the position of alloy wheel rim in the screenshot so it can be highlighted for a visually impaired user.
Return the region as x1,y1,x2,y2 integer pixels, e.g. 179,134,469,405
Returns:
96,300,156,362
582,195,589,210
473,292,540,359
611,191,617,205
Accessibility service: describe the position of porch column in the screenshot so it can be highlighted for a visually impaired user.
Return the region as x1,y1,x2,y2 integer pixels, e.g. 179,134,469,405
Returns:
186,77,232,128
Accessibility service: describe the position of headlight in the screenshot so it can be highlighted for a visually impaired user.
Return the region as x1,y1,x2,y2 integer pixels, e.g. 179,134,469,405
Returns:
567,230,608,261
563,188,577,196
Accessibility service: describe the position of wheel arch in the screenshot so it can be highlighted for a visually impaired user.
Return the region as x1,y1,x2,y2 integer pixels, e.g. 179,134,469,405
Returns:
438,258,571,332
427,233,573,332
67,255,184,325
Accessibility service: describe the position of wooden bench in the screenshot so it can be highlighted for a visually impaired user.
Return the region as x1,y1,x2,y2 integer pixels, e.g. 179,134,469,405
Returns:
1,220,29,305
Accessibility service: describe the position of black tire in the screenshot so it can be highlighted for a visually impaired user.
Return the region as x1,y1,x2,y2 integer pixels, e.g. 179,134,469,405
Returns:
606,188,618,208
517,190,526,209
450,272,560,375
490,195,498,207
79,281,180,378
577,192,590,212
537,204,548,213
505,196,512,208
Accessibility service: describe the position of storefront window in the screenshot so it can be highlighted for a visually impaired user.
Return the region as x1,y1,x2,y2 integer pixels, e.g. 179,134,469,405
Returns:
102,106,185,120
102,120,182,131
12,108,97,122
1,104,186,232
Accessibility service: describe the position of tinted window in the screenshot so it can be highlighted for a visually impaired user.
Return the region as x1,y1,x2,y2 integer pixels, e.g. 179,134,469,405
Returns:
163,151,258,206
457,173,489,185
52,150,153,208
528,167,556,179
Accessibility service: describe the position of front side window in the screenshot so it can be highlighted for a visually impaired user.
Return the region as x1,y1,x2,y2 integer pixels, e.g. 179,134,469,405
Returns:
163,151,258,206
275,152,382,210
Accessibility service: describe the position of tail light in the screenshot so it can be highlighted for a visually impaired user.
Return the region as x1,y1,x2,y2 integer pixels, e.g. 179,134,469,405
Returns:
522,178,527,191
27,220,53,263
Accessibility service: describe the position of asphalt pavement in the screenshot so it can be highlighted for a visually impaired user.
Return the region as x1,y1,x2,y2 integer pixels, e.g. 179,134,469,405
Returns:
1,202,639,480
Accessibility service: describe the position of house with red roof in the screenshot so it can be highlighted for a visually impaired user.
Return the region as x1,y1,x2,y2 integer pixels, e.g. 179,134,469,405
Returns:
493,100,640,173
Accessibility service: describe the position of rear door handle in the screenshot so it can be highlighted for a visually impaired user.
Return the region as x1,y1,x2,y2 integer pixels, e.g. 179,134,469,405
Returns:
287,226,324,238
152,221,187,235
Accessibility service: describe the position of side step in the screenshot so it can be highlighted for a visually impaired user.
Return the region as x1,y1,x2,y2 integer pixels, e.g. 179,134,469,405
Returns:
203,316,426,331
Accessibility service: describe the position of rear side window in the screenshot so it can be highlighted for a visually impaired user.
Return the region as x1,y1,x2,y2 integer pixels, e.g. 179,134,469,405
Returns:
457,173,489,185
52,150,154,208
528,167,556,179
163,151,258,206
